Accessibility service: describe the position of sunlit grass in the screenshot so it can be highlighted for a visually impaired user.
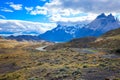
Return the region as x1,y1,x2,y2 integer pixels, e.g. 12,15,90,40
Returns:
0,39,120,80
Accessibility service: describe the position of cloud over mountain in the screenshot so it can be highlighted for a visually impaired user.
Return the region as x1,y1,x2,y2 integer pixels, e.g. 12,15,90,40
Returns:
60,0,120,13
28,0,120,22
0,19,56,36
1,0,120,23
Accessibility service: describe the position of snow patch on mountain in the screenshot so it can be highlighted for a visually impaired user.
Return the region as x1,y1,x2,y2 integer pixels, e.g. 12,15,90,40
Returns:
40,13,120,42
54,22,88,35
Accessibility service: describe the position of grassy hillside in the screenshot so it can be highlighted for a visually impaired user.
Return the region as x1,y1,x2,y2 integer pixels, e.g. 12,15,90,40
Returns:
0,38,120,80
68,37,96,48
90,28,120,50
102,28,120,37
45,37,96,50
0,28,120,80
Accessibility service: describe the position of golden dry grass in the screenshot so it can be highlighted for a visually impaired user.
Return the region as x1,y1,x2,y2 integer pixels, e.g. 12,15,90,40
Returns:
0,39,120,80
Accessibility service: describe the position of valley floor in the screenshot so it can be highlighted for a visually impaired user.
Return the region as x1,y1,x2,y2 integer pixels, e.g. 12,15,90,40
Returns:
0,39,120,80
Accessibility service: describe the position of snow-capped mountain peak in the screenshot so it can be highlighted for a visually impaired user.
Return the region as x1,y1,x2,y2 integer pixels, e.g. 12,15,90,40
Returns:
53,23,86,35
40,13,120,42
87,13,120,32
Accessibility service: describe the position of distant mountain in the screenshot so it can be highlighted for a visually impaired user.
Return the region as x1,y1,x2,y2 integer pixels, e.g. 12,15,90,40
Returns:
40,13,120,42
6,35,41,41
39,23,93,42
0,36,3,39
86,13,120,32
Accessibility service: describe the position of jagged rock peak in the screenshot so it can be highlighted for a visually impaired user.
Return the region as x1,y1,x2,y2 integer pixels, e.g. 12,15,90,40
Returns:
108,13,113,17
97,13,107,19
107,13,116,22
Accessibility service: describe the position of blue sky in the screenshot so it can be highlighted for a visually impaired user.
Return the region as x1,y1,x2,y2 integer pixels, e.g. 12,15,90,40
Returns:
0,0,120,35
1,0,120,22
0,0,101,22
0,0,50,22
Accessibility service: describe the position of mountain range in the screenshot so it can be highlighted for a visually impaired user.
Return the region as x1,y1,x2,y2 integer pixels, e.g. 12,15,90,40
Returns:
45,27,120,51
6,13,120,42
6,35,41,41
39,13,120,42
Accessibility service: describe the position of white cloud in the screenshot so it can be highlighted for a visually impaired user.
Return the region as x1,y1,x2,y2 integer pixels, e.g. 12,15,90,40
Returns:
30,6,48,15
1,8,13,12
27,0,86,22
27,0,95,22
28,0,120,22
25,7,33,13
44,0,97,22
6,2,22,10
60,0,120,13
2,0,120,23
0,19,56,35
0,15,6,19
50,13,97,22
